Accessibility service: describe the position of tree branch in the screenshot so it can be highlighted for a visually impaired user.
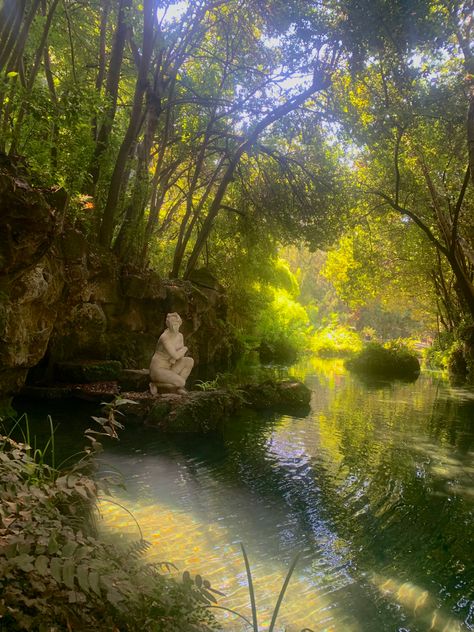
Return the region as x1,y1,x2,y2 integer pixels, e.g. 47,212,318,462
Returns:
368,188,449,256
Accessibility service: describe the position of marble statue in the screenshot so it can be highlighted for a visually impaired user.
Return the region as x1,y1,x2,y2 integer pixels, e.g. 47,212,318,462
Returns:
149,312,194,395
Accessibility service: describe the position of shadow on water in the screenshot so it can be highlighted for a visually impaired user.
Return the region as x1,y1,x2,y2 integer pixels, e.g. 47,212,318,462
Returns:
8,359,474,631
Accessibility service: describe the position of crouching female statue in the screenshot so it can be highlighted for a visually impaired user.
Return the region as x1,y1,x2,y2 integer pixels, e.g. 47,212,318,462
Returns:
149,312,194,395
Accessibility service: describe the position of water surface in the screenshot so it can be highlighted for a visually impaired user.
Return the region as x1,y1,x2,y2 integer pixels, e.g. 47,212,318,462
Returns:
15,360,474,630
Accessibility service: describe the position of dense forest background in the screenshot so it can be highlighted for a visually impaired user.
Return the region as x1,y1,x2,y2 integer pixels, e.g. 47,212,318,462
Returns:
1,0,473,364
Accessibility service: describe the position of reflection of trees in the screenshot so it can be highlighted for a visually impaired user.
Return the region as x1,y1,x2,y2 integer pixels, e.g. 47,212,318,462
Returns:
101,368,474,625
312,372,474,618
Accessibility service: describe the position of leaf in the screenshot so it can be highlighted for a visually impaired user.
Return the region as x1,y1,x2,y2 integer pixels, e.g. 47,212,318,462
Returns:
34,555,49,576
7,71,18,78
106,588,124,605
201,589,217,604
76,565,89,592
62,559,75,589
12,554,34,572
50,557,62,583
48,535,59,555
88,570,101,596
62,541,78,557
195,574,202,588
114,398,137,406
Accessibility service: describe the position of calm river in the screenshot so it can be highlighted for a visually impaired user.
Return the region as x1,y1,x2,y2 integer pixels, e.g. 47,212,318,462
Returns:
17,358,474,631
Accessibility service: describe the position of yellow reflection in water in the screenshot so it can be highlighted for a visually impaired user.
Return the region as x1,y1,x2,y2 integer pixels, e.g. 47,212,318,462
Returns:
98,497,361,632
371,574,463,632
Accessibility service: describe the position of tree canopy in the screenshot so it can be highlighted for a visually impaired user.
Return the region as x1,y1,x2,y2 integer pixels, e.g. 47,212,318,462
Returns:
1,0,473,339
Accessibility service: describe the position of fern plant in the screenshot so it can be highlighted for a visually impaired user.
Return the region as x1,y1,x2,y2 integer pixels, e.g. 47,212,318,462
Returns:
0,408,220,631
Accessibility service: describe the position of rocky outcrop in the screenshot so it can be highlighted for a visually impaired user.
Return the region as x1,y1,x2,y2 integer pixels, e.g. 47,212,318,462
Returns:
17,377,312,433
0,157,234,407
118,379,312,432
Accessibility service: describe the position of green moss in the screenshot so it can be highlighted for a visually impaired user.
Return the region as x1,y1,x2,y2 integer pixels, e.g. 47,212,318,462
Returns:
148,401,172,424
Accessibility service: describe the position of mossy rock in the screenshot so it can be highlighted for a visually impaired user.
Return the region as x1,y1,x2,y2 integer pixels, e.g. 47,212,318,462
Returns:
188,267,223,291
118,369,150,392
345,343,420,380
55,360,123,383
167,390,236,432
117,390,238,433
244,379,311,410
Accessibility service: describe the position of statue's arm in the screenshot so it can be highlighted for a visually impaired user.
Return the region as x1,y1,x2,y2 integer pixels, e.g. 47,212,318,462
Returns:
161,333,186,360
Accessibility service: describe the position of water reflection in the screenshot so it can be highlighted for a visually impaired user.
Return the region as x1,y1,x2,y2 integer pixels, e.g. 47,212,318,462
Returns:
95,360,474,631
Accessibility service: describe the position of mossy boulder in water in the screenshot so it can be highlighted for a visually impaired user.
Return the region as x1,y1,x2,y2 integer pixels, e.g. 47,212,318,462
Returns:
114,379,311,433
244,379,311,410
345,342,420,380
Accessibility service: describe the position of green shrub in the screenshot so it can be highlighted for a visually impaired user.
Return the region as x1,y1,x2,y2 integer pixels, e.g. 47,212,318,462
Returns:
255,289,311,362
423,331,457,370
345,341,420,379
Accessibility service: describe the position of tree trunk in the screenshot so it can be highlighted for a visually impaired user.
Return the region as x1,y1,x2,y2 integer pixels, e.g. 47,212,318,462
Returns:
448,247,474,320
183,73,329,278
2,0,41,75
8,0,60,154
98,0,156,249
87,0,131,192
91,0,111,141
0,0,26,72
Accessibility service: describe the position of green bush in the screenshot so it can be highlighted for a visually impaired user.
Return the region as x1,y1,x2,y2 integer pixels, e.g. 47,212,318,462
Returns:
423,331,457,370
0,428,219,631
345,341,420,379
255,289,310,362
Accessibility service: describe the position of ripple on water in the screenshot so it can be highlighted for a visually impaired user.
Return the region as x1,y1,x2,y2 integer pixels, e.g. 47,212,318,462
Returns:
95,363,473,631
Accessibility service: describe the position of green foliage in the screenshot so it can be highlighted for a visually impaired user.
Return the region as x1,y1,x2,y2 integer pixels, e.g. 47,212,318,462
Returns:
345,341,421,379
194,378,220,392
310,325,362,357
255,287,311,362
0,414,219,631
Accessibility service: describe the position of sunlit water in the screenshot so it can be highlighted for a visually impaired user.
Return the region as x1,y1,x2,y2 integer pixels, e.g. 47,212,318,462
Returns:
14,359,474,631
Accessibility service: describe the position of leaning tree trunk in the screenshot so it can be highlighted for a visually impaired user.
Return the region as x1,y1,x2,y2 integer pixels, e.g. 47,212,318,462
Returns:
183,73,329,278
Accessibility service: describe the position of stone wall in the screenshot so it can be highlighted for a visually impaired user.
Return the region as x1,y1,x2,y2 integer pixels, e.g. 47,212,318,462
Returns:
0,156,233,406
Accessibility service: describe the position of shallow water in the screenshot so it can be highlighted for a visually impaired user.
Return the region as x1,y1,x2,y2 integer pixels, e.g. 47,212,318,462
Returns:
14,359,474,630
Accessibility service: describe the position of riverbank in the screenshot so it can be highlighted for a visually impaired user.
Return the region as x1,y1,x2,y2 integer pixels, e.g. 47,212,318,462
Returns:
17,377,312,433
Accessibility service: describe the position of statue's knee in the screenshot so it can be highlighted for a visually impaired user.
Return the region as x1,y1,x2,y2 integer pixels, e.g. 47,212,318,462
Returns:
186,357,194,369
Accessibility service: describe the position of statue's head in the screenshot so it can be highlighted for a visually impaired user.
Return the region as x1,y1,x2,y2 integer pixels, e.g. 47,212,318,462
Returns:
166,312,182,330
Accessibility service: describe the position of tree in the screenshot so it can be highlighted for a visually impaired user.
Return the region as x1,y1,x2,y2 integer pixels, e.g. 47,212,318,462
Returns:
328,0,474,322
